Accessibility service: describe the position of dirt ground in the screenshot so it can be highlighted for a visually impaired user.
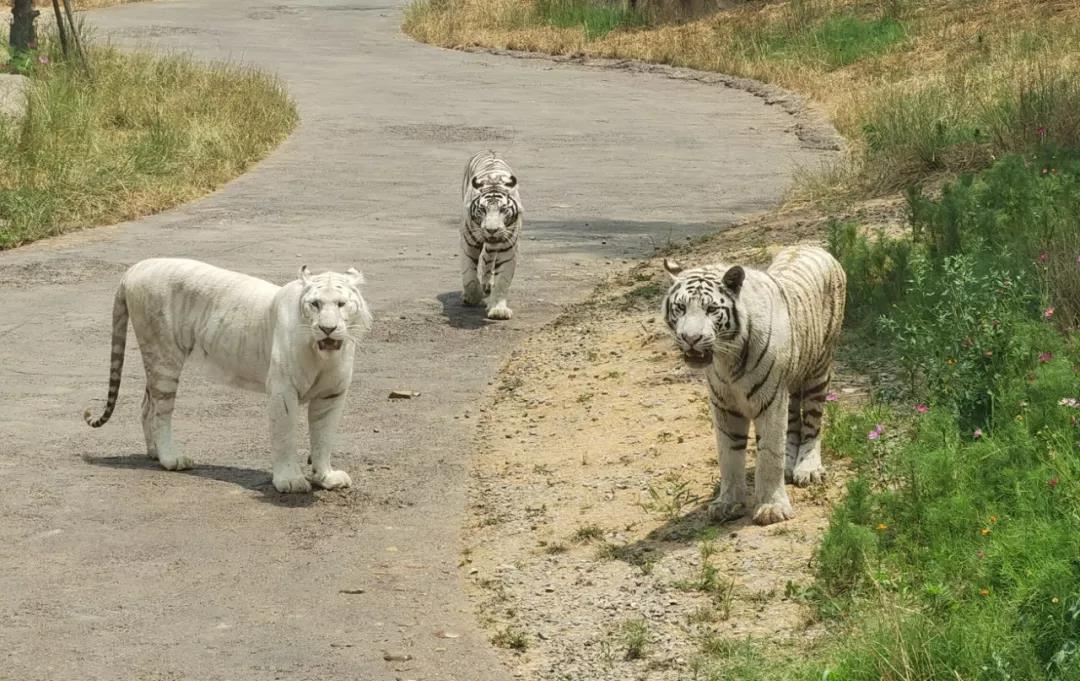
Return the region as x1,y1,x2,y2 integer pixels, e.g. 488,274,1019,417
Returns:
459,206,897,679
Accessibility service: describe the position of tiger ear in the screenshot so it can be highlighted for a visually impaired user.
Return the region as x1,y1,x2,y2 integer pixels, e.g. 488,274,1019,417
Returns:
471,176,482,190
722,266,745,294
505,175,517,188
345,267,365,288
299,265,312,285
663,257,684,280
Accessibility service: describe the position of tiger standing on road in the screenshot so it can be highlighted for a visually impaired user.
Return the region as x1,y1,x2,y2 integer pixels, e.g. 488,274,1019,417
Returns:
461,151,522,320
660,245,846,525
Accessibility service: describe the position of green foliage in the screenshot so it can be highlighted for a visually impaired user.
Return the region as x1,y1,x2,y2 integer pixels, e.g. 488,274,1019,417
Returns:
880,253,1041,424
532,0,647,40
826,219,912,323
751,14,907,70
618,618,649,660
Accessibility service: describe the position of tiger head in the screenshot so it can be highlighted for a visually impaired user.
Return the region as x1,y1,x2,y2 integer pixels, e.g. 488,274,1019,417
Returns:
660,258,745,369
298,265,374,356
469,172,520,241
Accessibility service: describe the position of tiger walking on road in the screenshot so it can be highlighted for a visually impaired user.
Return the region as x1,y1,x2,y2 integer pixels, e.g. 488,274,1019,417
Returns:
460,151,522,320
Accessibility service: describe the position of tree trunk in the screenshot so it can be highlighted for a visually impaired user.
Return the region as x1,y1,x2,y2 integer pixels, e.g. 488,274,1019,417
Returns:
10,0,40,53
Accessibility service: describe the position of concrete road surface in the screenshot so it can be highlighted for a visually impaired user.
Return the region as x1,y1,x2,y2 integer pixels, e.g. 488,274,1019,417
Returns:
0,2,831,679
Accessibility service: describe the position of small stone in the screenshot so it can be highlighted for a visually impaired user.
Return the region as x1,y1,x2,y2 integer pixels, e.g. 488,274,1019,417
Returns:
383,651,412,662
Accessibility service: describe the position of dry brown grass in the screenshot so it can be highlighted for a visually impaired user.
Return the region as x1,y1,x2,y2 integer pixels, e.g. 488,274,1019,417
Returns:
31,0,148,9
405,0,1080,195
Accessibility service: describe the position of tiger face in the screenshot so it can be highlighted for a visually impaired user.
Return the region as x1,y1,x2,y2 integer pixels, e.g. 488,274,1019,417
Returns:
469,173,519,241
660,258,746,369
298,265,373,356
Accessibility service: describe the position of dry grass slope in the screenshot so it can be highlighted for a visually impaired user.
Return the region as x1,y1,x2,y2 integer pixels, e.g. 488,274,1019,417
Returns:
0,37,297,248
405,0,1080,196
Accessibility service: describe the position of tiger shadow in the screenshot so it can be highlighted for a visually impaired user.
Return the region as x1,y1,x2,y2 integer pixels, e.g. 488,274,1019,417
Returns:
605,474,762,568
81,453,319,507
436,291,493,330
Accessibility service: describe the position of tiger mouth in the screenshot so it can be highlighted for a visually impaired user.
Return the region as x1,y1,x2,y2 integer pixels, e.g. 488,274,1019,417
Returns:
682,349,713,368
317,338,343,352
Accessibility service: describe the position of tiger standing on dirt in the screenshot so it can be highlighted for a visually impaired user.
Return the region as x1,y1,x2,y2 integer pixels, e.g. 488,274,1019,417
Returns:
83,258,373,494
461,151,522,320
660,245,846,525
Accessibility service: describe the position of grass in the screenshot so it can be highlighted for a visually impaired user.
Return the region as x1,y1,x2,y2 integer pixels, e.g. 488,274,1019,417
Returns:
571,523,605,543
809,151,1080,679
403,0,1080,196
618,618,649,661
491,625,529,652
0,30,297,248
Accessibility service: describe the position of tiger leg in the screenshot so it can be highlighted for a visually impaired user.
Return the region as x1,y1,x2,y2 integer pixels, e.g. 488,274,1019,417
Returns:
792,374,829,486
460,233,484,306
482,250,495,297
268,377,310,494
485,243,517,320
306,393,352,490
784,394,802,482
138,349,191,471
751,393,795,525
706,403,750,521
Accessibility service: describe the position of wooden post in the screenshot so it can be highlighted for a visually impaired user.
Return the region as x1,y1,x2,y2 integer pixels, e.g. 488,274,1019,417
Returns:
52,0,70,58
10,0,40,53
61,0,90,74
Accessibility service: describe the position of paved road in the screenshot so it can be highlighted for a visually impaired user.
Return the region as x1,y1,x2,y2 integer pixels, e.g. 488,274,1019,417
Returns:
0,2,830,679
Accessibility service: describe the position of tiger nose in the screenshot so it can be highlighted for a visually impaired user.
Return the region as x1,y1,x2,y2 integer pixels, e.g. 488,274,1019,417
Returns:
319,325,335,337
681,332,703,347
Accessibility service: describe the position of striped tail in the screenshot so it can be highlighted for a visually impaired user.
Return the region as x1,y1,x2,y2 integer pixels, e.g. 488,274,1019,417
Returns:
83,283,129,428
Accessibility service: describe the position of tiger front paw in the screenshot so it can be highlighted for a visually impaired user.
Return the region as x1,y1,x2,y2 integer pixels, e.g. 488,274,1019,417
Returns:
707,497,747,522
273,472,312,494
752,500,794,526
486,302,513,320
158,452,193,471
310,469,352,490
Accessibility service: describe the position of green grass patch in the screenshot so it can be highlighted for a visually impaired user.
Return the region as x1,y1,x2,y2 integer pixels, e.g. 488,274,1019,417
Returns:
749,14,907,71
533,0,647,40
0,30,297,249
814,150,1080,679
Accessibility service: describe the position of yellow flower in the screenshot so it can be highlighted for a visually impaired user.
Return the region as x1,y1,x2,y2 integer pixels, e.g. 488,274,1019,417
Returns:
875,523,888,532
989,515,998,524
980,527,990,536
946,358,958,366
1053,597,1060,604
980,588,990,597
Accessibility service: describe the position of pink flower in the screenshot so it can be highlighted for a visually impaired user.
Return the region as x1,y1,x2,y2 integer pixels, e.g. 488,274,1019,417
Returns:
1038,251,1049,264
1037,126,1047,138
868,423,885,441
973,428,983,440
1039,352,1053,363
1048,477,1059,488
915,403,929,414
825,392,839,402
1059,398,1079,408
37,55,49,65
1044,307,1055,320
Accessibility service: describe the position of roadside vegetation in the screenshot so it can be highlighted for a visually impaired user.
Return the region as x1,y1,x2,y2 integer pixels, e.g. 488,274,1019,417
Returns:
0,29,297,248
407,1,1080,679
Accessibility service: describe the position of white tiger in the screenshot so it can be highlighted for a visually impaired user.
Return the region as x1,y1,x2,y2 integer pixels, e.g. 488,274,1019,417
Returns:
661,245,846,525
461,151,523,320
83,258,373,494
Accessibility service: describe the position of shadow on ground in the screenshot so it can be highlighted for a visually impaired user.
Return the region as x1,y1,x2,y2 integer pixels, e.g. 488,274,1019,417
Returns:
436,290,492,330
81,453,320,507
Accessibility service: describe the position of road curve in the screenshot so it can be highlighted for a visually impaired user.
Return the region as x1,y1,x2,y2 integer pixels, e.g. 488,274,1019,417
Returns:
0,2,830,679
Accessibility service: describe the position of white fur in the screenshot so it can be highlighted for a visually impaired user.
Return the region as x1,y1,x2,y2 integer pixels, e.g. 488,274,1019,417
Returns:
84,258,373,493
